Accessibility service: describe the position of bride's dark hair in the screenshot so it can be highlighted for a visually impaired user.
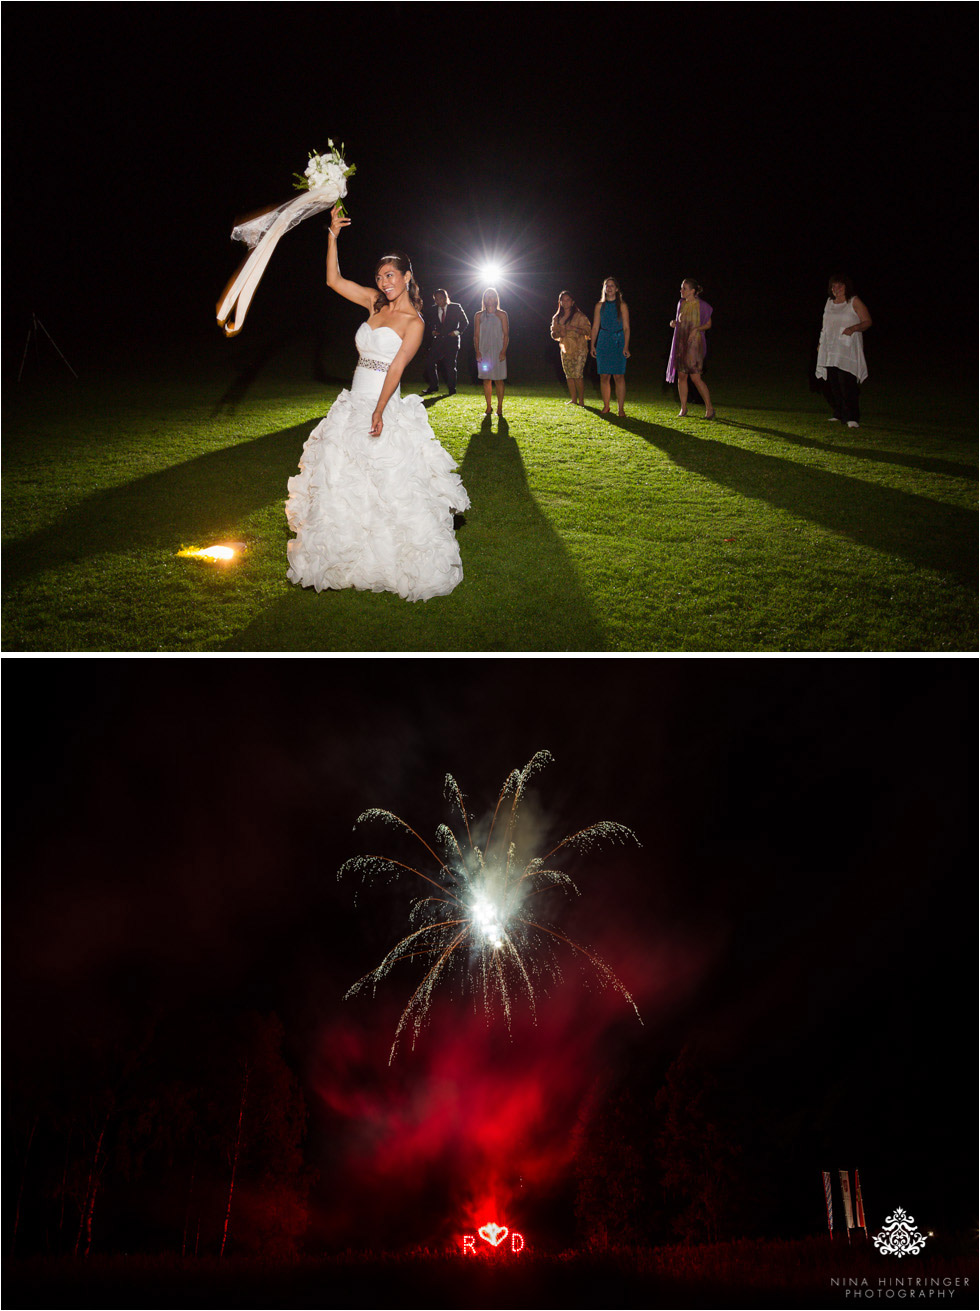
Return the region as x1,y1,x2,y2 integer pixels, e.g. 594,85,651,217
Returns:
373,251,423,313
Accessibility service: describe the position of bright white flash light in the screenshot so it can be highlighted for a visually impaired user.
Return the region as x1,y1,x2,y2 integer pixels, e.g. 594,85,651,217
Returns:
471,893,505,949
480,264,505,285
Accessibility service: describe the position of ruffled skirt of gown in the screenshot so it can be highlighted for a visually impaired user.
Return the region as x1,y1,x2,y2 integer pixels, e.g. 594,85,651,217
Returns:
286,376,470,603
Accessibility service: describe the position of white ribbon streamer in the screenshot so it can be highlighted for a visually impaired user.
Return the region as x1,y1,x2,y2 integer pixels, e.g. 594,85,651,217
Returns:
216,190,339,337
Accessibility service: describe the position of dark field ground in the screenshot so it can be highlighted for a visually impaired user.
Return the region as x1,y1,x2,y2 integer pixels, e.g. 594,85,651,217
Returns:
6,1237,977,1310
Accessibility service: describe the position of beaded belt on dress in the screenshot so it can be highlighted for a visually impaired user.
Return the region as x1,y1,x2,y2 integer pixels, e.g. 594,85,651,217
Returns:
356,356,390,373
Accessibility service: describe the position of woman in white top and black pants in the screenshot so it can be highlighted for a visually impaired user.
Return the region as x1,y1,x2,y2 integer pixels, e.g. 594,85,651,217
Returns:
815,273,872,428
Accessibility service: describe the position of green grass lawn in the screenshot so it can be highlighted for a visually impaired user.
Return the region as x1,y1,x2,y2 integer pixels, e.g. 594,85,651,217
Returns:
2,340,976,652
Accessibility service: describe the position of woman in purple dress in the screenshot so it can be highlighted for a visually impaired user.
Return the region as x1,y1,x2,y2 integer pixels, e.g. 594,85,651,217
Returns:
667,278,715,418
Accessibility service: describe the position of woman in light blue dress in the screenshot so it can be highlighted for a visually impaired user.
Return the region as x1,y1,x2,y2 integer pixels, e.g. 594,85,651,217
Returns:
474,287,509,417
590,276,630,416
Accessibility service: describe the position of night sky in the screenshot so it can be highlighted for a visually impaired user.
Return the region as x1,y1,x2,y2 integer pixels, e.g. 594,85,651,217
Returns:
4,5,975,373
5,660,976,1250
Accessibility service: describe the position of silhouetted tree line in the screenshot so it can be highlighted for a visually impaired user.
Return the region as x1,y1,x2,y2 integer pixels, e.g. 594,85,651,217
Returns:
7,1010,314,1260
573,1042,813,1247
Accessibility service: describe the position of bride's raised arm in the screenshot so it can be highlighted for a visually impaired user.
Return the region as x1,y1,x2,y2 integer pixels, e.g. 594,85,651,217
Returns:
326,204,376,309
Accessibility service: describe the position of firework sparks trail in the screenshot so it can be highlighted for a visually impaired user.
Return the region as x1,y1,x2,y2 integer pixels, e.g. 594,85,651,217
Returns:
339,751,643,1062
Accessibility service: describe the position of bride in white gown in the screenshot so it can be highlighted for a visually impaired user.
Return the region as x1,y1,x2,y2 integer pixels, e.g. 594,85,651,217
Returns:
286,204,469,602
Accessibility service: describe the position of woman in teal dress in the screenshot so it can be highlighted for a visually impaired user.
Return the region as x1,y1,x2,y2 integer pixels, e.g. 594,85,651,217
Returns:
590,277,630,415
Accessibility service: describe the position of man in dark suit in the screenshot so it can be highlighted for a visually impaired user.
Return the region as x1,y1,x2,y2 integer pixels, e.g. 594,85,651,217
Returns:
422,289,468,394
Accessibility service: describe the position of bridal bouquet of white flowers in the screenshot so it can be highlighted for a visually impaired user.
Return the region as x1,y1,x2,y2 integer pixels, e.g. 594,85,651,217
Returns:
217,141,357,337
293,141,356,215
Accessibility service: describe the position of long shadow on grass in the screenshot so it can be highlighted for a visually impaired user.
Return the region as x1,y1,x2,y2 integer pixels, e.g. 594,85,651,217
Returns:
721,418,977,479
209,334,296,417
1,422,316,586
610,414,977,587
453,415,606,646
229,415,608,652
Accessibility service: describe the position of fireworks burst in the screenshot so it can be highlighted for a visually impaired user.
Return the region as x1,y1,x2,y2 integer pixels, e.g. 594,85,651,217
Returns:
339,751,642,1062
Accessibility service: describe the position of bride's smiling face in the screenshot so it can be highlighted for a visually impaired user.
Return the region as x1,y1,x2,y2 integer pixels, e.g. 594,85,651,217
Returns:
376,263,409,301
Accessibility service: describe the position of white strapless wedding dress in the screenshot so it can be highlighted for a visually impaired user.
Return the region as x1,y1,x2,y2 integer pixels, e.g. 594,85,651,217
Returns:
286,323,470,601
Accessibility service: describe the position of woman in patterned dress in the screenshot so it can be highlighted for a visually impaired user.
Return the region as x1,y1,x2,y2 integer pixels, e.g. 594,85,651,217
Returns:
550,291,591,404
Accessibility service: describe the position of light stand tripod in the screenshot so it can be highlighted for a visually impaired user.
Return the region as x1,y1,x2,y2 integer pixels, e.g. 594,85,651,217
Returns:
18,313,78,382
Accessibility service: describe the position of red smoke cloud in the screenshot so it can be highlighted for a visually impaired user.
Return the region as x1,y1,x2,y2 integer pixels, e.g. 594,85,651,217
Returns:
310,915,713,1249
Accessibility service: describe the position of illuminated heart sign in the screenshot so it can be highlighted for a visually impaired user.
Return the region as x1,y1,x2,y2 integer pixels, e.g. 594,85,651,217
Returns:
461,1224,525,1255
478,1222,508,1247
